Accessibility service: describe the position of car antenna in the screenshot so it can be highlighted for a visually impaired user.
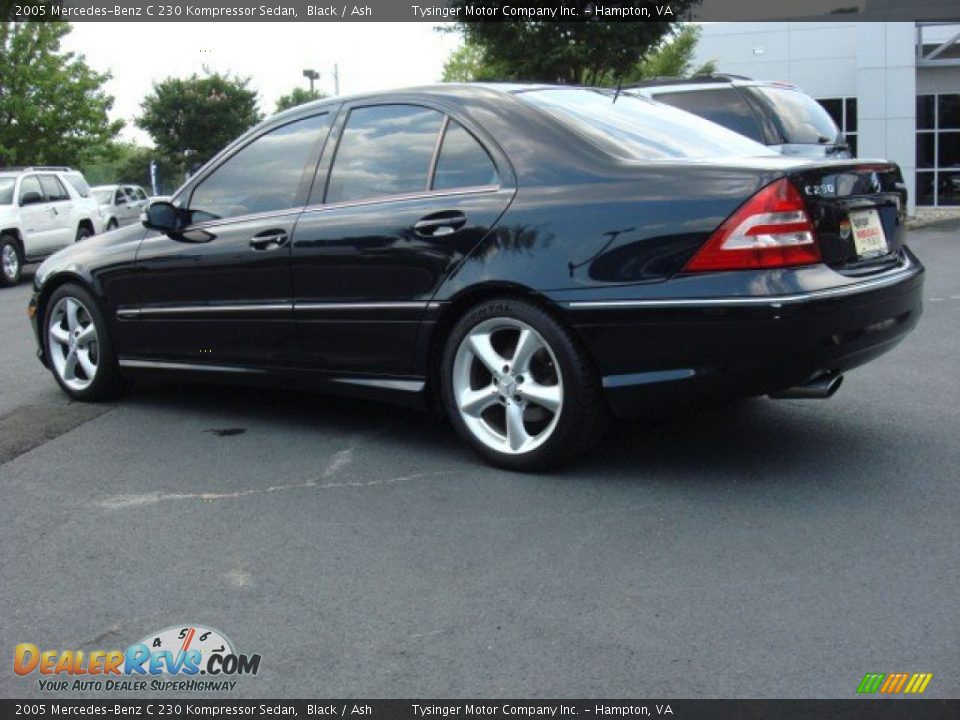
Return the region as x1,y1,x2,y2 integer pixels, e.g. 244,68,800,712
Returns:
612,76,623,104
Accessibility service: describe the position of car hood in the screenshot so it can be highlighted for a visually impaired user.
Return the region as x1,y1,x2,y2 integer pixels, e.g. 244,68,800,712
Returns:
35,222,147,289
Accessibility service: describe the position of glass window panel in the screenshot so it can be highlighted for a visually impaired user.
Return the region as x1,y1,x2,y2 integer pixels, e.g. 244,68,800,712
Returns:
524,88,772,161
937,171,960,206
917,132,936,168
326,105,444,203
937,132,960,168
915,171,936,206
191,113,331,221
818,98,843,128
845,98,857,132
938,94,960,130
653,88,766,143
917,95,936,130
432,120,499,191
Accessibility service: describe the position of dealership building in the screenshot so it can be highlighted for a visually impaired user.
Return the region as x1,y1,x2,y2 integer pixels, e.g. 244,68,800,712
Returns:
693,21,960,212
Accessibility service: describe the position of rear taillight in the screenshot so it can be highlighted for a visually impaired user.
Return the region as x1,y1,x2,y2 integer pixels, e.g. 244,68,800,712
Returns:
683,178,821,272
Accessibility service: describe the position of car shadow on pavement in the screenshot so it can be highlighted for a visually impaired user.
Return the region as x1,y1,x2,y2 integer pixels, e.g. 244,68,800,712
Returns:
122,379,876,488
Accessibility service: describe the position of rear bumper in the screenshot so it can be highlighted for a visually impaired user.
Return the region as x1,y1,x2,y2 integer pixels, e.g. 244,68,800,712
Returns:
563,254,924,419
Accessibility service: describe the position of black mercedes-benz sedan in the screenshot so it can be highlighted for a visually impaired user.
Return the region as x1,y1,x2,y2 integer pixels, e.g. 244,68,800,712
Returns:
28,84,923,470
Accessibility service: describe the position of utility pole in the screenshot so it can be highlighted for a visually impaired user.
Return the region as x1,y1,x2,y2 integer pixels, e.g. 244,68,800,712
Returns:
332,64,340,96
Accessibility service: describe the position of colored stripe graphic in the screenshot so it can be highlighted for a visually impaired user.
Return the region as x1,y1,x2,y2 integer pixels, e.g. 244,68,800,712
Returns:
857,672,933,694
857,673,885,693
904,673,934,694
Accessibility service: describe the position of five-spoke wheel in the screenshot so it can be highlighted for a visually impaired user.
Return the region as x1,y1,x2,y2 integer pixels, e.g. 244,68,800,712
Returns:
0,235,21,287
43,284,119,401
48,296,100,391
442,298,608,470
453,317,563,455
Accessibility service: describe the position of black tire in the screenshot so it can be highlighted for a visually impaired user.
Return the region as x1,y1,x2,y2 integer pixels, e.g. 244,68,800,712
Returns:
440,297,609,471
106,219,118,231
42,283,120,402
0,234,22,287
75,224,93,242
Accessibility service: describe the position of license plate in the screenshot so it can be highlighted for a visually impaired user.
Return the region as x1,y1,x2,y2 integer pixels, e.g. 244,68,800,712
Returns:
850,209,888,258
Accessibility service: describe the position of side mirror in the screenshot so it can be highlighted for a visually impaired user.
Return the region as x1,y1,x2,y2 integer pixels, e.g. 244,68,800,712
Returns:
20,191,43,206
142,201,183,233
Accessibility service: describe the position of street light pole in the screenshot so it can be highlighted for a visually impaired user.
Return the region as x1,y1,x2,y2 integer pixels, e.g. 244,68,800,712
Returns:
332,63,340,96
302,68,319,93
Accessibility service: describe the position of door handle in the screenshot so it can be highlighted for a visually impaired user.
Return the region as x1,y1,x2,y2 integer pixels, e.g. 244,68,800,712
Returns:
414,211,467,238
249,230,289,251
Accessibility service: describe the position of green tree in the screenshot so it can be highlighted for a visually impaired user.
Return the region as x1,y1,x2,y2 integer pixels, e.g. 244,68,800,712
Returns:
624,24,716,83
275,87,327,113
444,1,700,85
137,70,262,179
0,20,124,167
441,43,507,82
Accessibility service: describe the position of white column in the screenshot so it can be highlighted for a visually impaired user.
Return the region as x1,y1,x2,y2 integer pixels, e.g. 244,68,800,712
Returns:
856,23,918,214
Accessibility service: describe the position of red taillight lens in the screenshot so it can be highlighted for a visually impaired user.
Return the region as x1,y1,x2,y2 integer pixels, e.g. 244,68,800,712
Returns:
683,178,821,272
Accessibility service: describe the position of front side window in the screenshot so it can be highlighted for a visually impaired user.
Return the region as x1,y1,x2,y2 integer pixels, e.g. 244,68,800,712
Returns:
39,175,69,202
432,120,499,190
325,105,445,204
19,176,44,205
190,113,331,221
0,177,15,205
519,88,773,161
115,189,127,204
652,88,764,143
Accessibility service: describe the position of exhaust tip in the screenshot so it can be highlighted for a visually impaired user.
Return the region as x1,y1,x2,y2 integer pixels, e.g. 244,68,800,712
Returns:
770,374,844,400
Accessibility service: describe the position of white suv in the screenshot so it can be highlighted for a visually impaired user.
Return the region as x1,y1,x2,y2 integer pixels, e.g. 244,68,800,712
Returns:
0,167,104,287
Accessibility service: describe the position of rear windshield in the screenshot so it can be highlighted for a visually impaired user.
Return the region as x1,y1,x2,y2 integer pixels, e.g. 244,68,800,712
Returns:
94,189,113,204
518,88,774,161
0,177,14,205
748,86,842,145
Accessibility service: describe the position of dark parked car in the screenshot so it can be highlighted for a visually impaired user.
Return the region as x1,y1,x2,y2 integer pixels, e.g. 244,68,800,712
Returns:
28,85,923,470
627,75,853,158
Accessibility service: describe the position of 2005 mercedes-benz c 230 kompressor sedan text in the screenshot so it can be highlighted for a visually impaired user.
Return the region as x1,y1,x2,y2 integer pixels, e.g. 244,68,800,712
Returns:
28,85,923,470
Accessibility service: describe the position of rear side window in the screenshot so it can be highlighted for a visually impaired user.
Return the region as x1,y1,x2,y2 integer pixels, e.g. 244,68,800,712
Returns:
652,88,765,143
520,88,773,161
190,113,331,221
747,86,841,144
326,104,445,203
39,175,70,202
432,120,499,190
63,173,91,198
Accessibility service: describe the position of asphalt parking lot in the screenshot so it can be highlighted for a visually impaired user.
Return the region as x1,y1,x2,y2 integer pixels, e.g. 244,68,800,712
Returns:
1,224,957,699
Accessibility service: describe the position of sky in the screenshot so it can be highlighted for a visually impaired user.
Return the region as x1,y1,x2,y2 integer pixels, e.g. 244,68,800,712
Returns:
62,22,462,146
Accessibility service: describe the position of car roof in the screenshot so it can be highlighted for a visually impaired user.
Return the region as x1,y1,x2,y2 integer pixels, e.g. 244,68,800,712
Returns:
269,82,566,120
91,184,121,191
629,75,802,93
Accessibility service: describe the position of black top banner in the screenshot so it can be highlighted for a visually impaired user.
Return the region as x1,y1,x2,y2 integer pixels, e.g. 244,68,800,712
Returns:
3,700,960,719
6,0,960,22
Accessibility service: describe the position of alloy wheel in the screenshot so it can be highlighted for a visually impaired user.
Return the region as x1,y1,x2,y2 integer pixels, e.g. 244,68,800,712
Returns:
452,317,564,455
1,244,19,282
48,296,100,391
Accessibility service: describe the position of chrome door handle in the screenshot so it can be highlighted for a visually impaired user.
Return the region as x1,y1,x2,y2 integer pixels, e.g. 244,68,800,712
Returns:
249,231,289,250
414,211,467,238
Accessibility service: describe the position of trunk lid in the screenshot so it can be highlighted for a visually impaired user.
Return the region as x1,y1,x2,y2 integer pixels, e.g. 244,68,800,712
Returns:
788,161,907,276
